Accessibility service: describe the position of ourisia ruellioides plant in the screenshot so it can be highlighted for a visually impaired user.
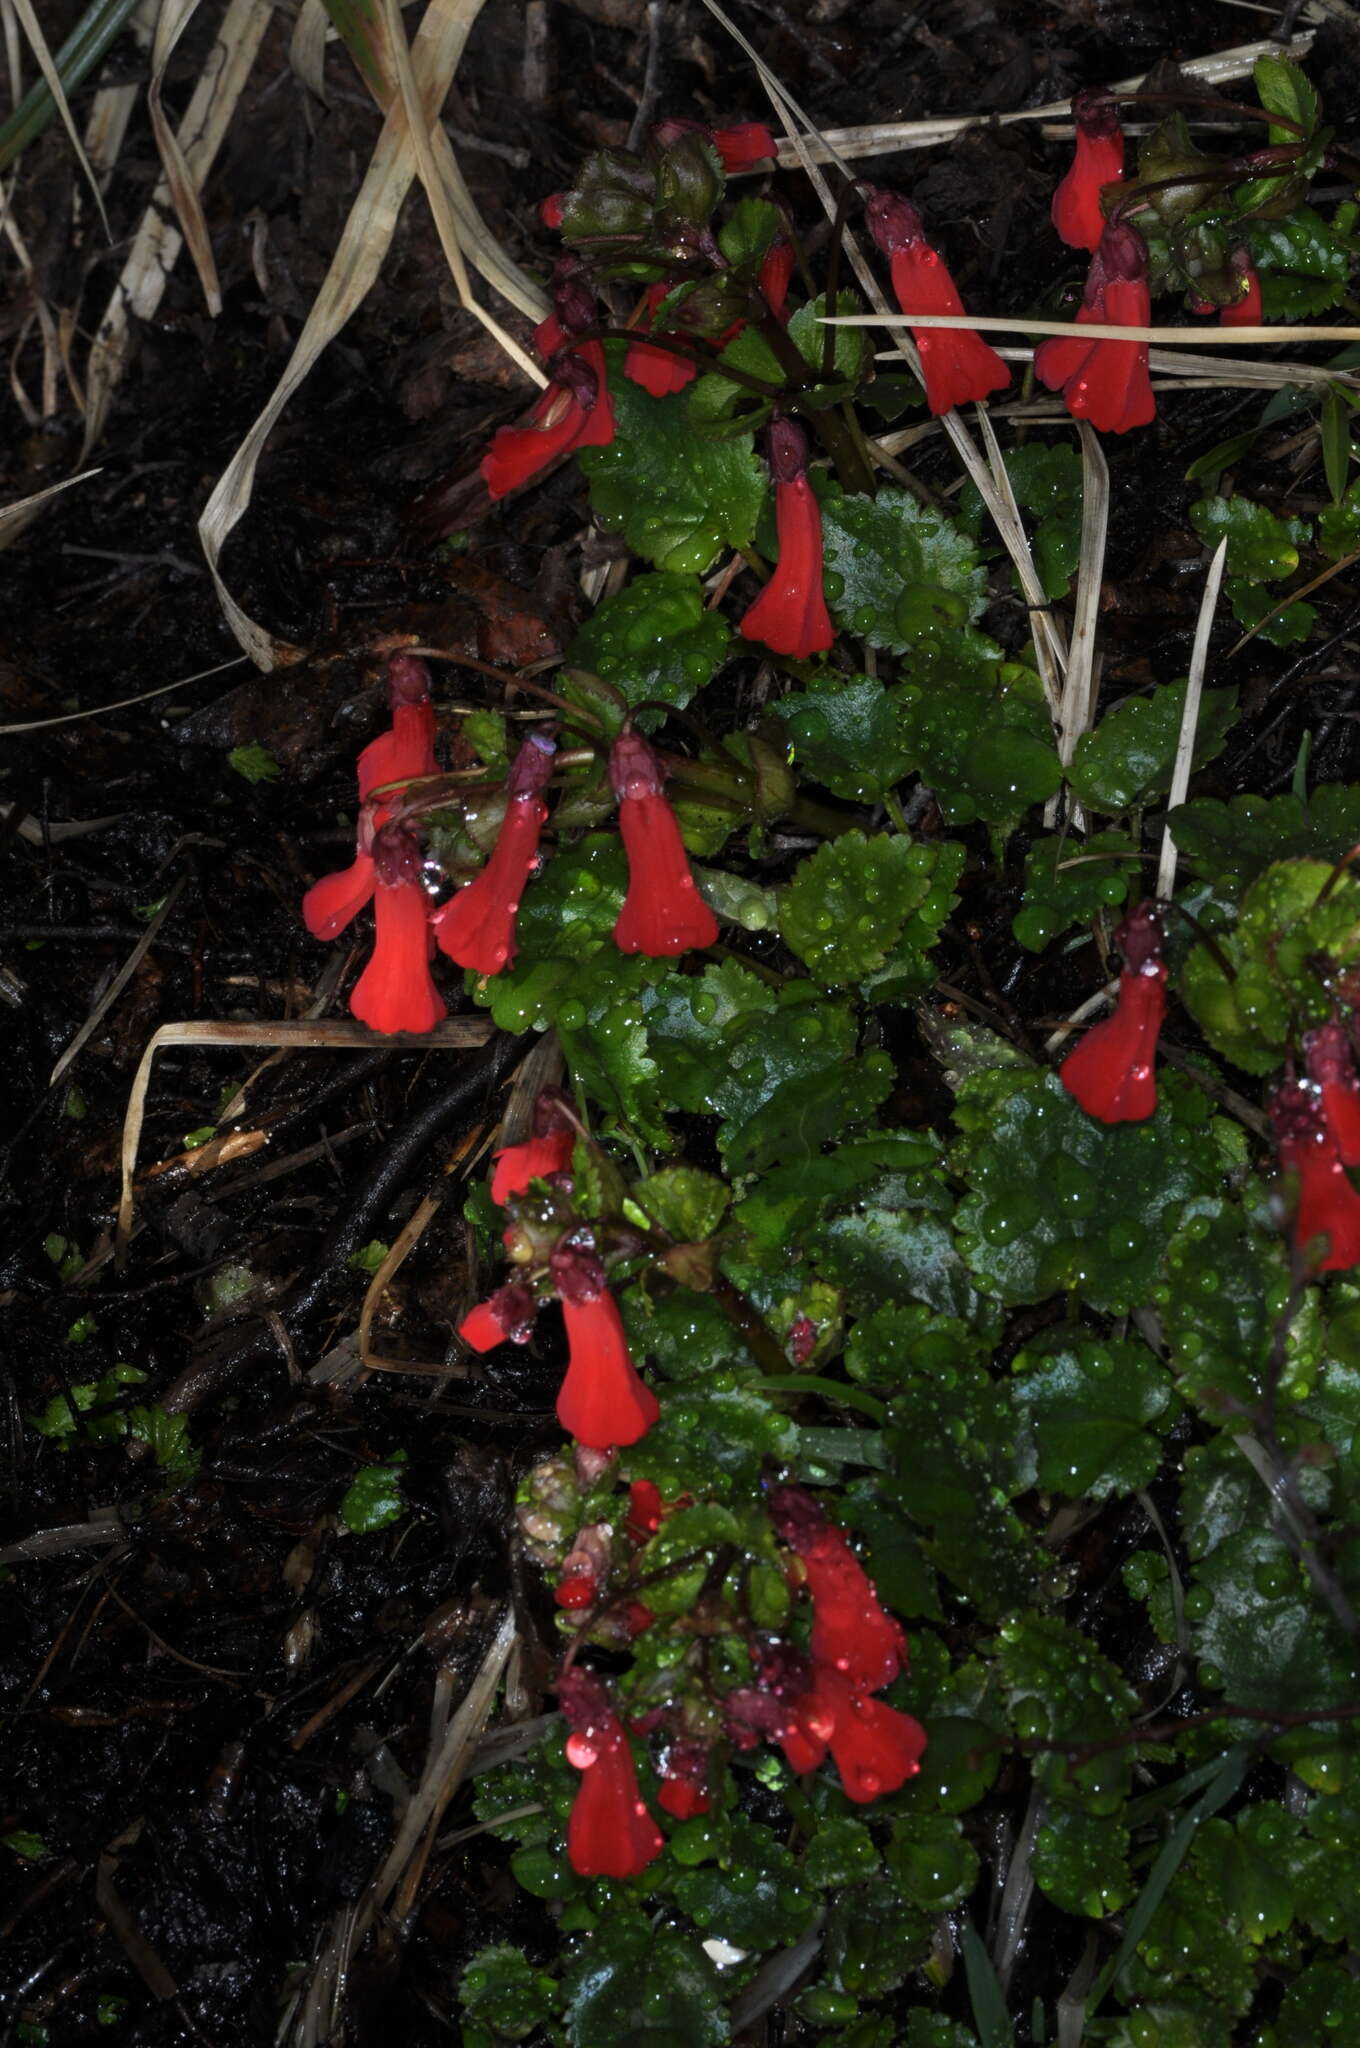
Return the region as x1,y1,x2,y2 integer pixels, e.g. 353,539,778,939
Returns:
291,53,1360,2045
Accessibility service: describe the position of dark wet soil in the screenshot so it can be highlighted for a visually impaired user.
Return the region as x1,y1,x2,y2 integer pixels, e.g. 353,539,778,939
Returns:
4,1,1360,2041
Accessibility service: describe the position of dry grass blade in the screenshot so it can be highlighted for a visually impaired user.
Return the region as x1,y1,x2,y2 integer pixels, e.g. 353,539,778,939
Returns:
1157,536,1229,902
765,34,1313,165
975,405,1067,719
0,465,101,543
830,311,1360,350
379,0,547,358
289,0,330,101
50,873,188,1088
80,0,269,460
6,0,110,233
197,1,519,667
0,652,246,733
1046,421,1110,828
116,1015,496,1252
147,0,221,315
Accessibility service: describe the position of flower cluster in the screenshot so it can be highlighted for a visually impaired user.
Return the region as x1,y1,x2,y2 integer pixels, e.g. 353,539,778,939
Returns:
459,1092,660,1451
1060,900,1167,1123
302,711,718,1031
547,1482,924,1877
1272,1029,1360,1273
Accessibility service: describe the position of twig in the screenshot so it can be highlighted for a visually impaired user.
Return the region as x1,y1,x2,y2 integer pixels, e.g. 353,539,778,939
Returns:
50,873,188,1088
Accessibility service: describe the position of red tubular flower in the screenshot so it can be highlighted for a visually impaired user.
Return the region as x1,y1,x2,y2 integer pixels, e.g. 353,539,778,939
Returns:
739,417,835,661
551,1244,660,1450
1035,220,1155,435
1219,265,1263,327
864,186,1010,416
1060,900,1166,1123
626,1479,665,1543
658,1740,712,1819
560,1669,664,1879
712,121,777,172
816,1666,928,1803
432,733,556,975
624,282,697,398
458,1280,539,1353
1305,1023,1360,1167
769,1486,908,1692
303,654,438,942
481,298,615,499
1051,90,1125,253
491,1087,577,1204
540,191,565,230
1274,1081,1360,1272
758,237,795,323
610,731,719,957
347,824,445,1036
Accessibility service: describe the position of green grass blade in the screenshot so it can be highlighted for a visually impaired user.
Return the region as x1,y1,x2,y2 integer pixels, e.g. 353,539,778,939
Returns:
962,1921,1014,2048
0,0,141,171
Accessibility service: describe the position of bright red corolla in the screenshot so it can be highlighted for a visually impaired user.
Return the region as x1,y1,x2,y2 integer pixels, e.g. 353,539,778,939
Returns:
348,824,445,1036
1035,219,1156,435
624,282,696,398
481,310,615,500
864,186,1010,416
610,730,719,957
769,1486,908,1693
1060,900,1166,1123
1305,1022,1360,1167
815,1666,928,1803
657,1739,711,1819
303,652,438,949
490,1087,577,1204
1194,249,1263,328
432,732,556,976
739,417,834,661
712,121,777,172
458,1279,538,1353
559,1668,664,1878
759,236,795,322
1051,90,1125,253
1273,1080,1360,1273
551,1243,660,1449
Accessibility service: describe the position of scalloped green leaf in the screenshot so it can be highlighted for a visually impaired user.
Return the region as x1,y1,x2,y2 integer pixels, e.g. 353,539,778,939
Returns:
951,1070,1223,1314
561,1917,729,2048
1166,784,1360,889
820,486,986,656
1225,577,1315,648
1033,1807,1133,1918
634,1166,730,1242
1188,494,1312,582
773,673,914,802
1180,858,1360,1070
779,831,941,987
673,1818,814,1949
1010,1333,1175,1499
1012,831,1139,952
580,353,766,574
565,574,731,726
1069,677,1238,815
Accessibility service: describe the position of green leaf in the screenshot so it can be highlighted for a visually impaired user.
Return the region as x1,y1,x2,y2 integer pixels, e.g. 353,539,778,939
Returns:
888,1815,978,1913
127,1404,200,1483
820,486,987,656
634,1166,730,1242
1277,1962,1360,2046
1322,382,1353,504
227,742,283,784
1180,858,1360,1070
340,1457,408,1533
565,573,731,726
1010,1332,1175,1498
1011,832,1139,952
460,1945,560,2044
1242,207,1351,319
803,1816,880,1889
3,1829,48,1860
1000,1613,1139,1812
1069,676,1238,814
1188,494,1311,582
1164,1199,1323,1414
625,1380,797,1495
773,673,914,803
347,1240,389,1274
1033,1806,1132,1917
1319,476,1360,560
1191,1527,1355,1710
735,1132,941,1262
779,831,945,988
952,1070,1223,1313
673,1817,814,1948
1164,784,1360,889
896,654,1061,827
1225,577,1315,648
580,355,766,574
816,1207,996,1329
825,1880,931,1996
560,1916,729,2048
1254,51,1320,140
